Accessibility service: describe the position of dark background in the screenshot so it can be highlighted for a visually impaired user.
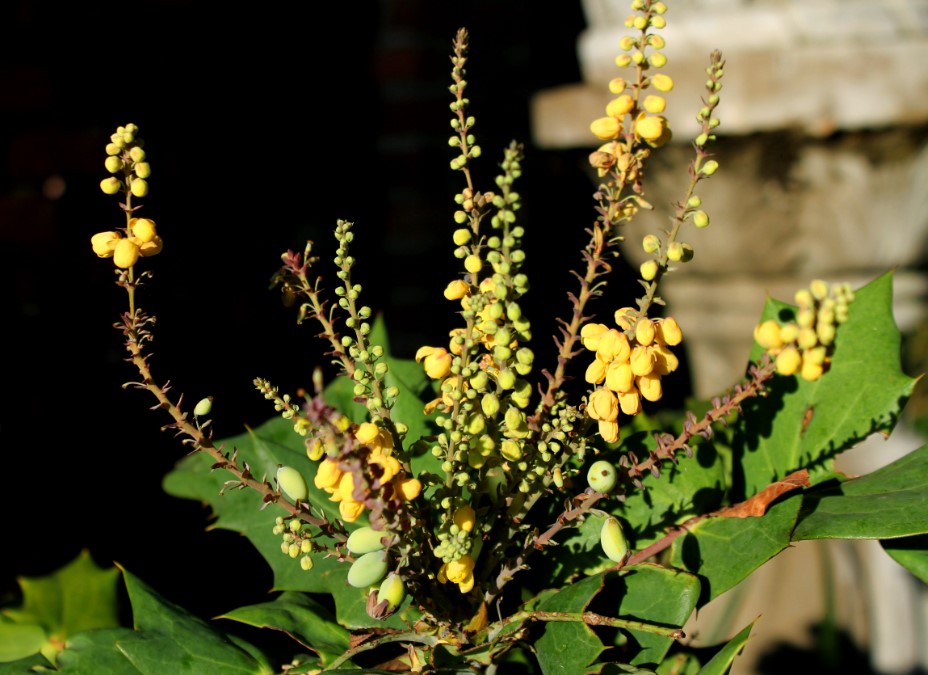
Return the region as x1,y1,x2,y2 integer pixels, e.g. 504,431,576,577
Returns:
0,1,621,619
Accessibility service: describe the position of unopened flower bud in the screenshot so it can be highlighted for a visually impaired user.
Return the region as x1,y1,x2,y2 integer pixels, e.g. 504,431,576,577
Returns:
100,177,122,195
643,95,666,114
776,346,802,376
642,234,660,253
667,241,684,262
130,178,148,197
130,218,157,243
700,160,719,176
194,397,213,417
650,73,674,92
590,116,621,140
640,260,659,281
134,162,151,179
606,95,635,118
693,211,709,228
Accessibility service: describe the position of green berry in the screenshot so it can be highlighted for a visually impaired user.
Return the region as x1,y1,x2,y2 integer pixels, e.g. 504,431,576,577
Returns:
587,460,618,493
277,466,308,502
600,516,629,563
346,526,387,555
347,551,388,588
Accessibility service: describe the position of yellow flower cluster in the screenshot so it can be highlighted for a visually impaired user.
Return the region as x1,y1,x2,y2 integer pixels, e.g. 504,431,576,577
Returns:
313,422,421,522
589,0,673,175
582,309,682,443
91,218,163,269
754,280,854,382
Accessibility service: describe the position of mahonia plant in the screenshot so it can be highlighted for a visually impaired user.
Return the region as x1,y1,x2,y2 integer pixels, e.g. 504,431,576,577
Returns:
64,1,926,673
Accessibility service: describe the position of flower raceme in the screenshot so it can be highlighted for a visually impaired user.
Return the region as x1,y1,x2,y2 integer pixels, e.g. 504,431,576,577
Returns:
583,310,682,443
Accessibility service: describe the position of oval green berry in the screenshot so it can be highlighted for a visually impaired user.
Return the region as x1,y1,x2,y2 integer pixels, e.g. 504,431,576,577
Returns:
193,397,213,417
587,460,618,493
346,526,387,555
347,550,388,588
378,573,406,609
600,516,629,563
276,466,308,502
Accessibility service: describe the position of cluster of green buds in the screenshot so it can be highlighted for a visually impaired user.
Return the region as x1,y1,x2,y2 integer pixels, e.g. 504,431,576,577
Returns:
754,280,854,381
272,516,314,571
90,124,163,269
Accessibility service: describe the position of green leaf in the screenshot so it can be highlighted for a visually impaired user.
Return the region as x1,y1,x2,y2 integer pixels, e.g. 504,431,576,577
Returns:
792,443,928,540
0,622,46,663
219,592,349,666
882,534,928,583
670,495,802,606
114,566,268,675
57,628,141,674
695,619,756,675
535,575,605,675
1,550,121,663
614,564,700,666
0,652,53,674
736,273,916,495
655,652,700,675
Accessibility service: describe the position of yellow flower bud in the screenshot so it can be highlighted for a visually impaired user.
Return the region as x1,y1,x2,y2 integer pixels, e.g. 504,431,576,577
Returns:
581,323,609,350
134,162,151,179
608,77,627,94
91,231,121,258
640,259,659,281
635,318,656,346
629,346,655,376
452,228,471,245
585,358,607,385
667,241,684,262
637,374,662,402
606,95,635,118
588,388,618,422
130,178,148,197
650,343,679,375
605,361,634,393
314,458,343,490
396,477,422,501
464,254,483,274
453,505,476,533
642,234,660,253
100,177,122,195
105,156,123,173
650,15,666,29
776,346,802,376
643,95,666,114
650,73,674,92
700,160,719,176
339,499,365,523
658,317,683,346
754,320,783,350
798,327,819,350
444,279,470,301
598,420,620,443
113,238,140,269
801,358,824,382
649,52,667,68
615,54,632,68
693,211,709,228
618,390,641,415
590,116,621,140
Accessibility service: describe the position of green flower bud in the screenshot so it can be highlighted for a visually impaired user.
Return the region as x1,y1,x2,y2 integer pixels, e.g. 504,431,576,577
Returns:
277,466,308,502
193,397,213,417
600,516,629,563
497,369,516,390
129,146,146,162
587,460,618,493
105,142,121,156
700,160,719,176
346,526,387,555
378,573,406,609
667,242,684,262
300,555,314,571
135,162,151,179
347,550,388,588
481,392,500,417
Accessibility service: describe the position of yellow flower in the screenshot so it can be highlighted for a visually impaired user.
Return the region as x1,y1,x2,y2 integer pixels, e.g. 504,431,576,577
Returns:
129,218,157,243
657,317,683,346
339,499,365,523
415,346,453,379
629,346,655,376
369,451,401,484
605,361,634,393
91,231,121,258
637,374,663,402
596,329,631,363
585,358,607,385
444,279,470,301
441,554,476,593
314,458,343,491
396,476,422,501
